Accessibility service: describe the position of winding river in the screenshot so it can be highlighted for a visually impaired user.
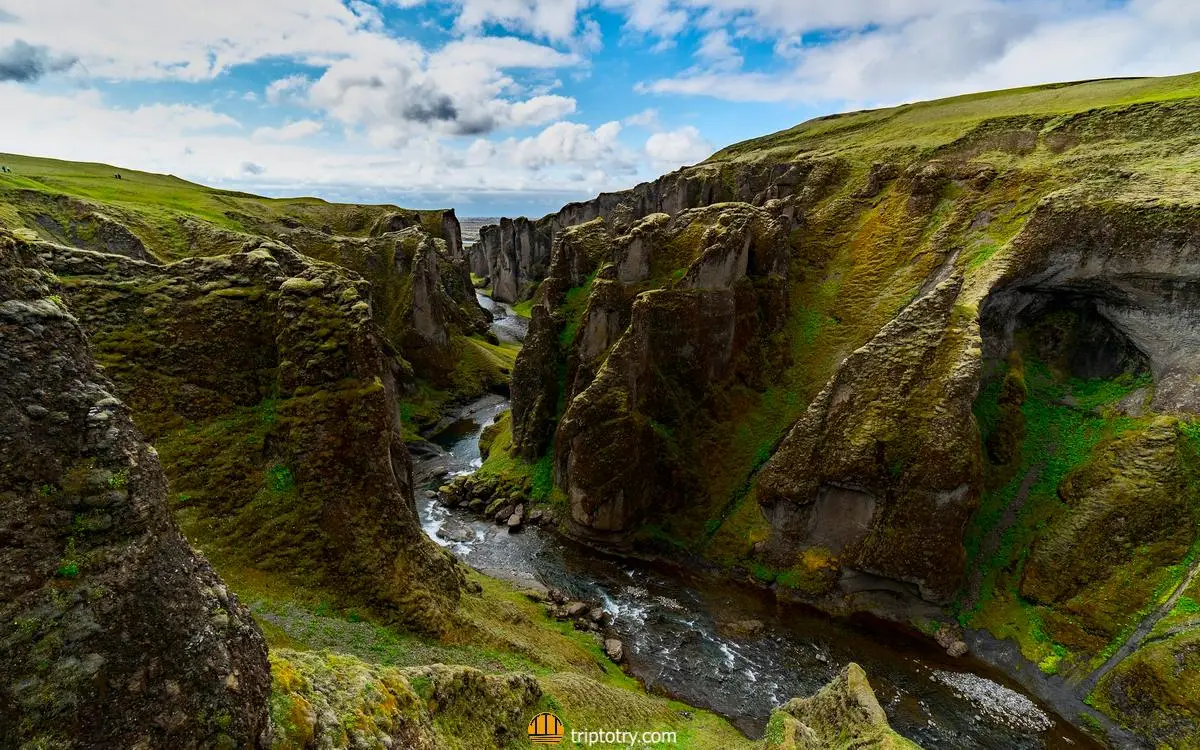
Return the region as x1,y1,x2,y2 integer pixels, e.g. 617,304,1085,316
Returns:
414,291,1100,749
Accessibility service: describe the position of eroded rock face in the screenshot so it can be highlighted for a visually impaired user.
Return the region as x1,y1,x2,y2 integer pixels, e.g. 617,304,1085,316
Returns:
985,197,1200,414
765,664,921,749
16,191,154,262
259,223,490,391
42,236,462,632
0,231,271,748
758,276,982,603
508,204,791,540
472,161,827,303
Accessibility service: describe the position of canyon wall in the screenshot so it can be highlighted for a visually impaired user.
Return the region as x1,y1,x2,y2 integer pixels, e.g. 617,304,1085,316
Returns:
495,83,1200,746
0,231,272,748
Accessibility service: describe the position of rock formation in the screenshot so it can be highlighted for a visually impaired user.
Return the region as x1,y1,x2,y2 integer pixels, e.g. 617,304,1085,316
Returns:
41,235,463,632
509,204,791,541
757,274,982,604
0,230,271,748
269,652,542,750
472,160,833,303
765,664,920,749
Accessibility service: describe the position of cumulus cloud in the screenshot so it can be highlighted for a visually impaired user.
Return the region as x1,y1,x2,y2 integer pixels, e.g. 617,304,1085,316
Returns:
265,75,311,105
645,126,713,168
451,0,586,42
643,0,1200,105
0,39,76,82
252,120,323,142
305,40,579,142
0,83,647,211
694,29,741,70
509,120,627,170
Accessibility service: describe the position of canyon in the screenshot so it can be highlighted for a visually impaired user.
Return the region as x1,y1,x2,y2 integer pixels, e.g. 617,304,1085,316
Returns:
4,71,1200,749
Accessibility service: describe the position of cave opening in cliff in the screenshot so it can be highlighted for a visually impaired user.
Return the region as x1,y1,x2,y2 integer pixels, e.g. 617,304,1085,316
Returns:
1008,295,1149,382
975,288,1153,469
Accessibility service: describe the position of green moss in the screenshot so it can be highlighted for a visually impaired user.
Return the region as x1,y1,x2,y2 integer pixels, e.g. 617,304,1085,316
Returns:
558,269,600,349
511,299,534,319
961,339,1183,674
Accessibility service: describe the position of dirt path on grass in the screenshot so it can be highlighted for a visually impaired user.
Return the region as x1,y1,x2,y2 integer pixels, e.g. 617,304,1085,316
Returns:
1079,554,1200,698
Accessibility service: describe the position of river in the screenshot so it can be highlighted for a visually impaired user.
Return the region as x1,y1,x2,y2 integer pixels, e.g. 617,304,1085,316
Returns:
413,292,1100,749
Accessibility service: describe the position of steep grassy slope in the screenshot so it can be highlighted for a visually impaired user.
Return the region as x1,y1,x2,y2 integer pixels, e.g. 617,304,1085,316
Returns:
485,71,1200,747
0,152,449,260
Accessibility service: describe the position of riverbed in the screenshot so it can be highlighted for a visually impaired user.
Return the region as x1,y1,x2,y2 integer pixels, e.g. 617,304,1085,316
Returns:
414,295,1100,749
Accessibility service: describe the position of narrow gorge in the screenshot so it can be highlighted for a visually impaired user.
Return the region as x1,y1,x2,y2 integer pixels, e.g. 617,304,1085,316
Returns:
4,71,1200,750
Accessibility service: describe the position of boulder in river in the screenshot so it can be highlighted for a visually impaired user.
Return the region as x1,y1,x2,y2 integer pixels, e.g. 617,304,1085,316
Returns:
604,639,625,663
507,504,525,532
564,601,589,618
935,625,969,658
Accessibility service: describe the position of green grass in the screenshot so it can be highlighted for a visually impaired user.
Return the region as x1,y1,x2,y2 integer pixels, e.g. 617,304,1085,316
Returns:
0,151,452,261
711,72,1200,163
208,544,756,749
512,298,535,318
961,354,1156,670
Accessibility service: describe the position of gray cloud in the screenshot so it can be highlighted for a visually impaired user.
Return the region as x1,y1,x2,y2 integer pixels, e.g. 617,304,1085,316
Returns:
397,86,459,124
314,70,500,137
0,40,77,83
241,161,266,175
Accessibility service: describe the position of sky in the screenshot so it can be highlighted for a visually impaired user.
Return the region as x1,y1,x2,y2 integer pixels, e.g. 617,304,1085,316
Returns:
1,1,1199,217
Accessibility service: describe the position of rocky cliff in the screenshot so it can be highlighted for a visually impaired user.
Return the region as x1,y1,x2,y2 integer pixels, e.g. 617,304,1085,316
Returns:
487,73,1200,746
0,231,272,748
472,161,825,303
509,204,791,541
40,235,463,633
0,157,494,403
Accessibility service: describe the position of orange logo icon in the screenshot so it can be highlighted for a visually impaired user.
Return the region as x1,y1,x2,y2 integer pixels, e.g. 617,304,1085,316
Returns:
528,712,565,744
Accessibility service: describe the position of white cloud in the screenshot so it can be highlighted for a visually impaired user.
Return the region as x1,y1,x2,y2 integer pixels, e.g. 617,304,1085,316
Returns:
645,126,713,168
623,108,662,129
643,0,1200,105
452,0,587,42
0,83,645,206
509,120,627,170
265,75,312,105
302,36,583,143
252,120,324,142
0,0,391,81
695,29,742,70
508,95,578,126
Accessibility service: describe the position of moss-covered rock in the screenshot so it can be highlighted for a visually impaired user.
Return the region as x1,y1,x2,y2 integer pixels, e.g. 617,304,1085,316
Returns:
0,230,271,748
1021,419,1200,649
765,664,921,749
40,237,462,633
758,275,982,603
268,651,541,750
1092,628,1200,748
505,205,791,540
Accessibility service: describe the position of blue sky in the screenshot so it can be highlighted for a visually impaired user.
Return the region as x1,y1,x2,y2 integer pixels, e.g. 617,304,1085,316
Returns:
1,0,1198,216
